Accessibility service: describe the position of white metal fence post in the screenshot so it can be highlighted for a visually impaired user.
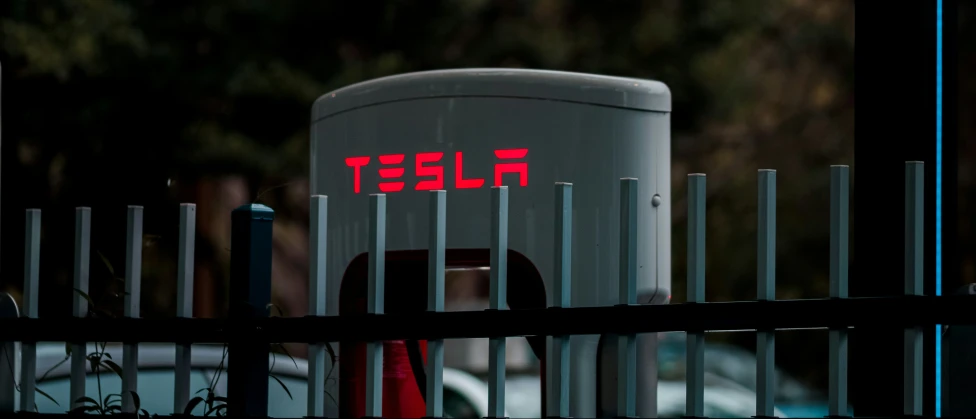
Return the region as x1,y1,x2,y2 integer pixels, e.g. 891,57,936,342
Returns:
174,203,195,414
829,165,850,417
686,174,707,418
488,186,509,418
904,161,924,416
308,196,328,418
365,194,386,418
426,190,447,418
70,207,91,411
756,170,777,417
122,206,143,413
20,209,41,413
547,182,572,418
617,178,638,418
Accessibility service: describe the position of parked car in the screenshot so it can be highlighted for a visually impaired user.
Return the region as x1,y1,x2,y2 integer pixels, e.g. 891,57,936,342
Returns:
27,341,789,418
484,373,786,419
28,342,507,418
657,332,840,418
32,342,304,416
656,380,788,418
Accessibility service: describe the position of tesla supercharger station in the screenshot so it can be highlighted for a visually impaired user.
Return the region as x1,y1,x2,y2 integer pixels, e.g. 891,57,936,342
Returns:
310,68,672,418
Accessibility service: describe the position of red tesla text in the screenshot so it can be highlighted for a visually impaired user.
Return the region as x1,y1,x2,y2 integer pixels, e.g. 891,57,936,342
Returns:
455,152,485,189
344,156,370,194
377,154,406,192
493,148,528,187
345,148,528,193
415,152,444,190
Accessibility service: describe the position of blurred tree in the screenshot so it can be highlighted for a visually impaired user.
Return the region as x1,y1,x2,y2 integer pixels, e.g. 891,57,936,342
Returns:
0,0,853,392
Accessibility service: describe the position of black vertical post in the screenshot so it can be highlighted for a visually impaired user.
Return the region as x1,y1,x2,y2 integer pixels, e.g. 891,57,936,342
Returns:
942,284,976,417
228,203,274,418
853,1,940,416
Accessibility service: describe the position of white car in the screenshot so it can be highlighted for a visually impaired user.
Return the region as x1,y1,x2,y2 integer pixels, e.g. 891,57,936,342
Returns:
31,342,306,416
658,332,827,417
453,372,787,418
26,343,784,418
26,342,503,418
656,380,788,418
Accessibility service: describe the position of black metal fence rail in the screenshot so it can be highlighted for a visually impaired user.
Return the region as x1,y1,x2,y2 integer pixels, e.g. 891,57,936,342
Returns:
0,295,971,343
0,162,954,418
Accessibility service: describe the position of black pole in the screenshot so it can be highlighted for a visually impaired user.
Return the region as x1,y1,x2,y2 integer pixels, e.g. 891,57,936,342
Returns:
852,1,943,416
228,203,274,418
941,284,976,417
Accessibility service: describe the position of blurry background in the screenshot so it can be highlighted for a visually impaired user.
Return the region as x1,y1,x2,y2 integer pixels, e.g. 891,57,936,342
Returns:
957,2,976,292
0,0,854,416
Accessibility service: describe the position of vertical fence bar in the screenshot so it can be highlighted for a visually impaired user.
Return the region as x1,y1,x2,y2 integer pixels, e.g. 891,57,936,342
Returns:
122,206,143,413
0,63,6,414
617,178,638,418
70,207,91,411
904,161,924,416
686,174,707,418
829,166,850,417
756,170,776,417
20,209,40,413
0,293,19,413
426,190,447,418
174,204,195,414
547,183,572,419
488,186,509,418
308,196,328,418
1,60,3,287
365,194,386,418
227,204,274,418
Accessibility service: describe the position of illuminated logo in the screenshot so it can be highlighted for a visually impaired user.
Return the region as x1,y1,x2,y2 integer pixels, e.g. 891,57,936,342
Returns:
345,148,528,193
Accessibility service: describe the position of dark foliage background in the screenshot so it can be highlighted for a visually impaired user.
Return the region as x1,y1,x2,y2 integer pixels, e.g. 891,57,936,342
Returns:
0,0,854,394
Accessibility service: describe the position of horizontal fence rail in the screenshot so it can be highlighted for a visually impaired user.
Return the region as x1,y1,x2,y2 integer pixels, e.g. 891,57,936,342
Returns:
0,161,957,419
0,295,972,342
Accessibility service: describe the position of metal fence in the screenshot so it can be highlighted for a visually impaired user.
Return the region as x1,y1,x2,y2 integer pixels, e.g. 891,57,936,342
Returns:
0,161,970,418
